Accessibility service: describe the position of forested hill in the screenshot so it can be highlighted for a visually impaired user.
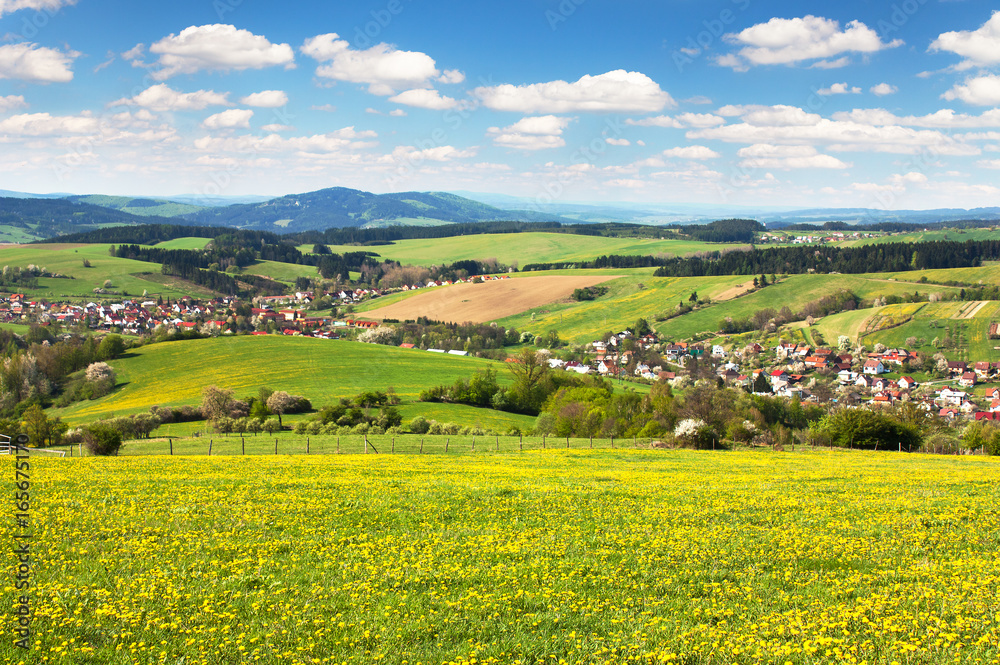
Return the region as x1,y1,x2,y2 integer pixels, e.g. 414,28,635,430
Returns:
179,187,569,232
0,196,176,239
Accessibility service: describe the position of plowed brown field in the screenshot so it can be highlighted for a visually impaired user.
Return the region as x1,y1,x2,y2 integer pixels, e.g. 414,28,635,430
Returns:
364,275,620,323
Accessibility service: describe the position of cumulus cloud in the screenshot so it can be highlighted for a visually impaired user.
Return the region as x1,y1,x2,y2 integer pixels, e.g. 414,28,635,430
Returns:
718,15,902,70
817,82,861,95
380,145,477,164
870,83,898,96
942,74,1000,106
302,33,442,95
930,11,1000,70
486,115,572,150
0,42,77,82
625,115,682,128
202,109,253,130
662,145,720,160
737,144,850,169
437,69,465,84
689,104,979,156
474,70,674,113
606,138,630,146
0,0,74,18
0,95,27,112
240,90,288,107
388,88,458,110
111,84,230,111
832,107,1000,128
261,123,293,132
145,24,294,80
193,126,378,156
0,112,98,137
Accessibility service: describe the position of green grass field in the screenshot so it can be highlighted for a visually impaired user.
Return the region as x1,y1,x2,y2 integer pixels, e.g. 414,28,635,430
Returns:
145,237,212,250
0,243,214,299
51,336,526,425
318,232,752,267
7,449,998,664
242,260,319,284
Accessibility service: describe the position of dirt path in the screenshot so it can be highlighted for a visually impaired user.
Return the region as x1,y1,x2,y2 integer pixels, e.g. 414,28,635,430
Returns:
715,282,755,302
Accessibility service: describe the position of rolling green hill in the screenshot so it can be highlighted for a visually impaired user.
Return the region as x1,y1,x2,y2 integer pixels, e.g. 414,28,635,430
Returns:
52,336,528,428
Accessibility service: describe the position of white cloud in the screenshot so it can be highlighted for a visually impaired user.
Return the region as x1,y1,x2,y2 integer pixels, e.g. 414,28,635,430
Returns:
833,107,1000,128
675,112,725,128
604,178,646,189
437,69,465,84
0,42,77,82
389,109,407,117
0,0,74,18
202,109,253,130
737,144,850,169
870,83,897,96
942,74,1000,106
388,88,457,110
625,115,682,128
239,90,288,108
474,70,674,113
261,124,293,132
310,104,337,112
302,33,441,95
381,145,477,164
606,138,630,146
889,172,928,185
193,127,378,156
662,145,720,160
978,159,1000,169
689,104,979,155
930,11,1000,70
486,115,572,150
0,112,98,137
111,84,230,111
0,95,27,112
147,24,294,80
817,82,861,95
719,15,902,70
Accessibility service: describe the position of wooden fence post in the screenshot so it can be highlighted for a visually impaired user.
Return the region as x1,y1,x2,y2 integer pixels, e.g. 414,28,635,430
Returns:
420,438,423,453
566,436,569,449
209,439,212,456
446,438,449,452
337,437,340,454
307,437,310,454
496,436,499,452
611,435,614,449
169,439,173,456
275,438,278,455
543,435,546,448
391,437,395,453
472,436,475,452
242,438,245,455
365,434,368,454
590,436,592,449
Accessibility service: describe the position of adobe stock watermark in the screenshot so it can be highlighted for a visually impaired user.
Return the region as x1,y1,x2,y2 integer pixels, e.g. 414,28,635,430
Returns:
384,76,494,188
672,0,751,73
352,0,416,48
529,117,626,209
9,2,66,40
545,0,587,31
875,0,930,41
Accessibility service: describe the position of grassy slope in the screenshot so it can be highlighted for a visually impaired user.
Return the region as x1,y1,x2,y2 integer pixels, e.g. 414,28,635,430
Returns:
52,336,523,425
319,232,750,267
146,237,212,250
0,243,214,299
242,260,319,284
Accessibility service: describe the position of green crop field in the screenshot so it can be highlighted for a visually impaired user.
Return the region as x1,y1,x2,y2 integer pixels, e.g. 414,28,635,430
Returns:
7,449,999,664
851,228,1000,246
319,232,752,267
853,300,1000,361
52,336,524,425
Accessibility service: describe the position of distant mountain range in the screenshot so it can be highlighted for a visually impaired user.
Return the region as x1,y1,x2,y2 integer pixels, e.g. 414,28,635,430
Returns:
3,185,1000,241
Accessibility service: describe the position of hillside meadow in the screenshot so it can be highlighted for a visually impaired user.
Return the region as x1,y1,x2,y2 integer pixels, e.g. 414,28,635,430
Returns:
4,449,998,664
52,336,534,428
317,232,752,267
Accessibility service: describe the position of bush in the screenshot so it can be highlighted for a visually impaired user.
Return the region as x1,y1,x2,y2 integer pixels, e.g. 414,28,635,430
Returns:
83,422,123,456
409,416,431,434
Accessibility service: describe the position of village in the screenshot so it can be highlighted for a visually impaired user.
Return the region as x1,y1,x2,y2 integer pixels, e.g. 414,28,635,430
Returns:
3,281,999,424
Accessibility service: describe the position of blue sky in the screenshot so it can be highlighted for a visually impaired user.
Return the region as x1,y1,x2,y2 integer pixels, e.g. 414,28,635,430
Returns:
3,0,1000,210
